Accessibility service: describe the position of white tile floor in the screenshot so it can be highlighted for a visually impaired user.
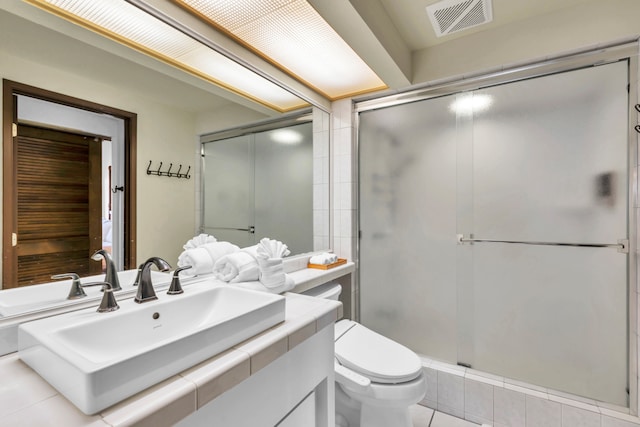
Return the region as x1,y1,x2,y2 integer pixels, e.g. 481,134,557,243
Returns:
410,404,482,427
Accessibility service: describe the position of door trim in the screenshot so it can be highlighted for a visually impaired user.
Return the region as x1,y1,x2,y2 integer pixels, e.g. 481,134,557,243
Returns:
2,79,137,287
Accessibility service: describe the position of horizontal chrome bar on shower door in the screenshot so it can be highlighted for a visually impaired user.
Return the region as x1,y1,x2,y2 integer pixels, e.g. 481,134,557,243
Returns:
456,234,629,253
204,226,256,234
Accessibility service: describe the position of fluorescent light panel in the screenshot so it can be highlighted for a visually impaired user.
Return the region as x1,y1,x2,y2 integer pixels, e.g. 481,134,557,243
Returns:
25,0,308,112
174,0,387,100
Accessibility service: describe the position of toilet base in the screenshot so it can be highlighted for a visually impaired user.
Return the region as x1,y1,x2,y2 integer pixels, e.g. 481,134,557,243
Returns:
335,373,425,427
335,389,413,427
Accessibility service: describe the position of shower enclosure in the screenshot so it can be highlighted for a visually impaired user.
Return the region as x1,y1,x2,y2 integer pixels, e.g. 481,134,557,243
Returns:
201,119,313,255
358,53,635,406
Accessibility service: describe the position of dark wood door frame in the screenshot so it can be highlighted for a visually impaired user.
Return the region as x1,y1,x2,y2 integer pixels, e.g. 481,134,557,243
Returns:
2,79,137,288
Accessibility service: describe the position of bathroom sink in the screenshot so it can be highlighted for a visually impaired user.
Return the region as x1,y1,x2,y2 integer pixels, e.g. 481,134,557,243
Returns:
18,281,285,414
0,270,170,317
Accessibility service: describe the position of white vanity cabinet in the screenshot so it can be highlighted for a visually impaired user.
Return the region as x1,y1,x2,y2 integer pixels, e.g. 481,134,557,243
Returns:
178,325,335,427
278,391,316,427
0,263,354,427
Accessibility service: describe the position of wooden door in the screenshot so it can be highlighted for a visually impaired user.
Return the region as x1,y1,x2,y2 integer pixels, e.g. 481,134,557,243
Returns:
13,125,102,288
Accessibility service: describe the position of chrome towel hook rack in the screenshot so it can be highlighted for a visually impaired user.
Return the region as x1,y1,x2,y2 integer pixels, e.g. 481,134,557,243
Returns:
146,160,191,179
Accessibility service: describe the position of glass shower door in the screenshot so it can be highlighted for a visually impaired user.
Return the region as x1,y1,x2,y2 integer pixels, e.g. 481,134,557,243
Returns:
202,122,314,253
460,61,629,405
254,123,313,255
358,59,630,406
359,94,460,362
202,135,256,247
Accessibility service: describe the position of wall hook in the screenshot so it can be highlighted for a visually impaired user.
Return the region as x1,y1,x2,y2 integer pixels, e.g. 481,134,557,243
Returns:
635,125,640,134
147,160,191,179
635,104,640,113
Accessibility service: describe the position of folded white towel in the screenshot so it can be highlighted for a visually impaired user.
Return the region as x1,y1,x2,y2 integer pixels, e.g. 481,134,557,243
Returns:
183,233,217,250
177,247,214,276
213,245,260,283
200,241,239,264
309,252,338,265
256,238,290,259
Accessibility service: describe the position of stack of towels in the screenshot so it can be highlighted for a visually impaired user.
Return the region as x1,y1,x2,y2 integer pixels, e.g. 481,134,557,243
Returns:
177,234,239,276
309,252,339,265
212,237,294,294
177,234,295,294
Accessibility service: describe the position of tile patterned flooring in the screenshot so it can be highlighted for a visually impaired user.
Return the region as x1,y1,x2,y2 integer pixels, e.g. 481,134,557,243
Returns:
411,404,481,427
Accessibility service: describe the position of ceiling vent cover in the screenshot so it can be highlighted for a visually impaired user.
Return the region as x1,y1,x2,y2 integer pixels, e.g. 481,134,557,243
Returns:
426,0,493,37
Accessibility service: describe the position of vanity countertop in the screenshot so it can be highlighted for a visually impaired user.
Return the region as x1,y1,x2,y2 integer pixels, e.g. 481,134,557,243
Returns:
0,266,350,427
288,261,355,294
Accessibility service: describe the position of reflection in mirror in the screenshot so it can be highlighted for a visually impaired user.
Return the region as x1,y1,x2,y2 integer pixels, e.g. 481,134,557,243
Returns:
2,79,137,297
16,95,126,280
201,114,314,254
0,3,330,331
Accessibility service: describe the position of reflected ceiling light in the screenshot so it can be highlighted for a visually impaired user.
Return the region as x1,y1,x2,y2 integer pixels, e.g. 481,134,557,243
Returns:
173,0,388,100
270,129,303,144
450,94,492,114
24,0,308,112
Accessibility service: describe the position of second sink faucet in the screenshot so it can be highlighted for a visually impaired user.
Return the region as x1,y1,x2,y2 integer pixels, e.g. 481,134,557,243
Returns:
91,249,121,291
135,257,171,303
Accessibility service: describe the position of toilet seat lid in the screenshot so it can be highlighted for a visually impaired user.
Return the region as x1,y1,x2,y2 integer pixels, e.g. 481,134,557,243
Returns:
334,320,422,384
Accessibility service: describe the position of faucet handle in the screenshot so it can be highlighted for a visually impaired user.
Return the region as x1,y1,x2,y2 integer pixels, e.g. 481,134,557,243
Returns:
80,282,120,313
168,265,192,295
52,273,87,300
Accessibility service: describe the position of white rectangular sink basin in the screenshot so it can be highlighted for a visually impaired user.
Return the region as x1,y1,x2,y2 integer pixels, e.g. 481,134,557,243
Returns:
0,270,170,317
18,282,285,414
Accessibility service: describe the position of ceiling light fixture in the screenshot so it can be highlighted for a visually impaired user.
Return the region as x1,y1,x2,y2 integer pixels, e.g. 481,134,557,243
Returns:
173,0,388,100
270,129,303,145
24,0,308,112
450,94,492,114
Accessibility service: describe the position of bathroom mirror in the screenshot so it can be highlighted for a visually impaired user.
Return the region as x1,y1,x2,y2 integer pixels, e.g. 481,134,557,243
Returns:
0,2,330,324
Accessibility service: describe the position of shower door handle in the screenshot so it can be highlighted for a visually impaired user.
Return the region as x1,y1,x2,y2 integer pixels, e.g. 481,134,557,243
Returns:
204,226,255,234
456,234,629,253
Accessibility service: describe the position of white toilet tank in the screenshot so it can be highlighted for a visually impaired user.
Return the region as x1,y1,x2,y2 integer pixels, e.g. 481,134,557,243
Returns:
302,282,342,300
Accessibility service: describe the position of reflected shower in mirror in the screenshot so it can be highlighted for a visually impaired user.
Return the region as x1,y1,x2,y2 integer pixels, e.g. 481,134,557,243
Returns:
201,110,330,255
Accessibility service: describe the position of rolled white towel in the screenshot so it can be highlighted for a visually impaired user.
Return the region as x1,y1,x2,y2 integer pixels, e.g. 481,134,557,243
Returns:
309,252,338,265
183,234,217,250
200,241,240,264
213,246,259,283
177,247,214,276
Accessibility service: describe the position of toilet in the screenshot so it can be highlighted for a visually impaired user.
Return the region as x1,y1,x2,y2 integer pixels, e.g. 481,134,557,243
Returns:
303,283,426,427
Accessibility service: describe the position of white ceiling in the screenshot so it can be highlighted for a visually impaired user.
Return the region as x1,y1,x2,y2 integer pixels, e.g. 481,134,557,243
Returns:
1,0,625,116
376,0,595,51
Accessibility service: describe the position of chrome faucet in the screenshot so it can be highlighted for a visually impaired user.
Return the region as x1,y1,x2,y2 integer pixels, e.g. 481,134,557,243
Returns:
135,257,171,303
79,282,119,312
91,249,122,291
51,273,87,300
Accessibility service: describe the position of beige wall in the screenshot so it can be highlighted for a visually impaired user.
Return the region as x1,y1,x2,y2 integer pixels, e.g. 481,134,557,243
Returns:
412,0,640,85
0,47,197,274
